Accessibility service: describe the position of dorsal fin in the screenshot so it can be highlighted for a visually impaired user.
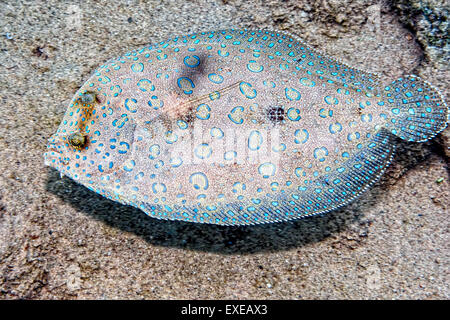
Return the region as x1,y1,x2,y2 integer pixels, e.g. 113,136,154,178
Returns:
263,29,381,93
111,28,381,94
294,46,380,92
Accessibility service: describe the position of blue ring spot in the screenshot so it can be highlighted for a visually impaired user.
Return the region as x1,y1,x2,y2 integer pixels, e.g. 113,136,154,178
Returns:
177,77,195,95
183,55,200,68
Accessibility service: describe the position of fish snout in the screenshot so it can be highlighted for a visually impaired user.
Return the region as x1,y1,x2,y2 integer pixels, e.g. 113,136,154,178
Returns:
44,138,69,167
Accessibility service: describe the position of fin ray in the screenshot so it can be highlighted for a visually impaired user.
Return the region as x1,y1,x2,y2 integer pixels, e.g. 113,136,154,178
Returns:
381,75,448,142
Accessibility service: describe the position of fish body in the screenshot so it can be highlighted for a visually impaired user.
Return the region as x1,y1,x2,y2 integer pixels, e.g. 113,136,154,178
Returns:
45,29,448,225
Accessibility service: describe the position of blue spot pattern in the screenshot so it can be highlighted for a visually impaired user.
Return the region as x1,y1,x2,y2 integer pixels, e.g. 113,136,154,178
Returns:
44,29,448,226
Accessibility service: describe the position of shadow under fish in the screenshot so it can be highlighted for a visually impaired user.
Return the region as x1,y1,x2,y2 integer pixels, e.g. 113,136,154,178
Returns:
44,137,445,254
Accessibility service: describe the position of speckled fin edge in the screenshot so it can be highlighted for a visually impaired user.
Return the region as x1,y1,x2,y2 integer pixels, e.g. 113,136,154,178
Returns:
97,28,380,94
260,28,381,92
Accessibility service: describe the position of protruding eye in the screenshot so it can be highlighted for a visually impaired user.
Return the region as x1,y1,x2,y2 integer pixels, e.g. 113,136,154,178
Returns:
80,92,96,104
68,132,86,148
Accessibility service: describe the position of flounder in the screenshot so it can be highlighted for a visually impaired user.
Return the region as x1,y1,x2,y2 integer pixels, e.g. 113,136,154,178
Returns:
44,29,448,225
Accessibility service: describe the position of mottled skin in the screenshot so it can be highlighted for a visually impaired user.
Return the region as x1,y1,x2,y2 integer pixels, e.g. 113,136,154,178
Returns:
44,29,448,225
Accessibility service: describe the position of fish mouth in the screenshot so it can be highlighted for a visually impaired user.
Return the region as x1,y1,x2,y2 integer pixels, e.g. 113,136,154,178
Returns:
43,147,64,168
43,145,73,182
43,137,68,168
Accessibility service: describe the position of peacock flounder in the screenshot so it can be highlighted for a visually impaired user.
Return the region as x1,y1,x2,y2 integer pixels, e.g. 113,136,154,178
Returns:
44,29,448,225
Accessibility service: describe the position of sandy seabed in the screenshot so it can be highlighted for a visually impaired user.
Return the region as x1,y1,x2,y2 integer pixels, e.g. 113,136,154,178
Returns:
0,0,448,299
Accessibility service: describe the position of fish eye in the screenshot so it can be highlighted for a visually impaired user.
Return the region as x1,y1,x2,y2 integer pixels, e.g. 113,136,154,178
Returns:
79,92,96,104
68,132,86,148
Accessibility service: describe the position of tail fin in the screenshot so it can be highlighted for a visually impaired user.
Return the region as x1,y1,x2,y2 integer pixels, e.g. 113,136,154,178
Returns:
382,75,448,142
